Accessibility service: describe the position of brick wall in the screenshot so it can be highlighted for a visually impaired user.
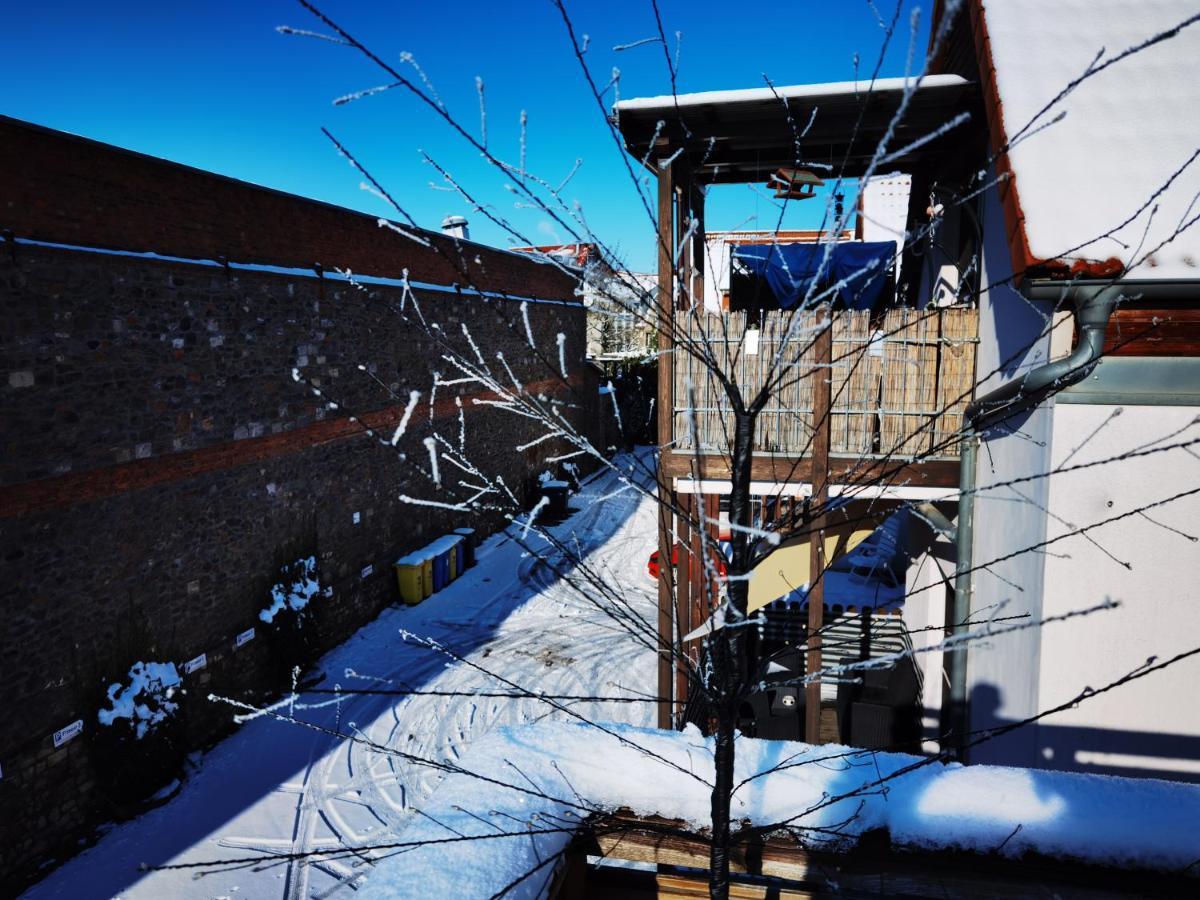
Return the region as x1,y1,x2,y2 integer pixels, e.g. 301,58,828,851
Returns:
0,116,575,301
0,118,600,888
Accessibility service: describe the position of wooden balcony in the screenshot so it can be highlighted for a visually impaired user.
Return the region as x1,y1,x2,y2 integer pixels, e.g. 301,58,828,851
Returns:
663,306,978,487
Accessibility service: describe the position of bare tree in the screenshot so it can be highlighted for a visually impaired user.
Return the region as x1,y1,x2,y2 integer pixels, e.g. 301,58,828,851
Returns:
142,3,1200,898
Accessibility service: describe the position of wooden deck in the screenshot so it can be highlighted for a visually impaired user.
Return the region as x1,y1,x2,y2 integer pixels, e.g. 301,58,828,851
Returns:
552,813,1197,899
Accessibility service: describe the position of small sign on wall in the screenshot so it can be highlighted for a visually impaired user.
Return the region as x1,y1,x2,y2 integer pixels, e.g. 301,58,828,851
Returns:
361,564,374,579
183,653,208,675
744,328,761,356
53,720,83,748
235,628,255,649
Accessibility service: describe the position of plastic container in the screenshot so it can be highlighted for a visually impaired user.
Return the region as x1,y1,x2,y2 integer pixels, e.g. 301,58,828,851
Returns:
425,534,459,592
394,550,428,605
541,480,570,517
453,528,477,568
431,545,450,592
421,555,434,598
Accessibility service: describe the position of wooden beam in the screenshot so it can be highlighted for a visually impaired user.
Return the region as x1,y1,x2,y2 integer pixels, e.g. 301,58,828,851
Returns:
1105,306,1200,356
805,321,832,743
655,874,811,898
689,184,706,309
660,453,960,488
569,814,1196,900
656,158,675,450
656,158,676,731
674,492,692,727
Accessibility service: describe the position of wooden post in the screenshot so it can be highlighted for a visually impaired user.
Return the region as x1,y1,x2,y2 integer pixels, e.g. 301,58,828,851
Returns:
690,492,706,679
675,492,693,726
689,183,706,309
656,156,676,730
805,318,833,743
706,492,721,624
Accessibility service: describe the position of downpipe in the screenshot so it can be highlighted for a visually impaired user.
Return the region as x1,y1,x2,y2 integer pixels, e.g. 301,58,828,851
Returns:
945,282,1121,758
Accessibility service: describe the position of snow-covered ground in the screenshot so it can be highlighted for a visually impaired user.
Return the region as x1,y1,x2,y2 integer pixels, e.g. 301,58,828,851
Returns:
23,450,659,900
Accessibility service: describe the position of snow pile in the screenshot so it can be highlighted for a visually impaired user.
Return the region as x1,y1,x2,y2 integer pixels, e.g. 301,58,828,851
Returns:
983,0,1200,276
361,721,1200,898
96,661,182,739
259,555,319,624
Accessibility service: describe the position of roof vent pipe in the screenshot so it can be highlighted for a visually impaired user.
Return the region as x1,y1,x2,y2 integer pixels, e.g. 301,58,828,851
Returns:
441,215,469,240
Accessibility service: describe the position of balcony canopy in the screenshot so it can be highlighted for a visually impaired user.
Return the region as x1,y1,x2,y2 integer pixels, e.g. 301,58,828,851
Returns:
614,74,975,184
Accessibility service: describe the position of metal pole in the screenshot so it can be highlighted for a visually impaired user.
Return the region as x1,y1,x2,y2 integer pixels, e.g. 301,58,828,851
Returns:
805,319,833,743
948,430,977,756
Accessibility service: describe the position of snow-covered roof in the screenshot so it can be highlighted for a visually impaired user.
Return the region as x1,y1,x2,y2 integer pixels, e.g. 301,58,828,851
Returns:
976,0,1200,279
615,73,969,113
615,75,975,183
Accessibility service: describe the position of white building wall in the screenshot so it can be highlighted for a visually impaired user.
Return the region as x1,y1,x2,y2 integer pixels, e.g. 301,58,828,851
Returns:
903,536,954,752
1033,403,1200,781
860,173,911,285
964,179,1057,767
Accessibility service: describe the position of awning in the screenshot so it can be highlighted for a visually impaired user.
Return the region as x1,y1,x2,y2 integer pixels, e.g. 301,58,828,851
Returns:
757,507,914,613
614,74,976,183
732,241,896,311
685,507,914,642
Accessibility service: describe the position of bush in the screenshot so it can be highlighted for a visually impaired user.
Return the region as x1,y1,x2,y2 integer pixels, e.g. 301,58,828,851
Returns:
89,660,186,808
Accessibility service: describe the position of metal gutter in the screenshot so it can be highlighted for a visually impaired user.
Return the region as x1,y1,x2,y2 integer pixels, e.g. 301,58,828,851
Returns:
1058,356,1200,406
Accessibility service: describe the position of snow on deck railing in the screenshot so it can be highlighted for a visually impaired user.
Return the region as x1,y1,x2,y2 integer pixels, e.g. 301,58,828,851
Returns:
359,720,1200,899
673,307,978,460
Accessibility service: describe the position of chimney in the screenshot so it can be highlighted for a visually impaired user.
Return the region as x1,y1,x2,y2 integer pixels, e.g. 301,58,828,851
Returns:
441,215,469,240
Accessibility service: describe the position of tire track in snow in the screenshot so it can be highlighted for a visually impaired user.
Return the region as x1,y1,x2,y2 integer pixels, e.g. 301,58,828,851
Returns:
226,455,658,898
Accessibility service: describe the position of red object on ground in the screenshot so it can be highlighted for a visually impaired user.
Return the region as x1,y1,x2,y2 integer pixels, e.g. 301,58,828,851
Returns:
647,545,727,581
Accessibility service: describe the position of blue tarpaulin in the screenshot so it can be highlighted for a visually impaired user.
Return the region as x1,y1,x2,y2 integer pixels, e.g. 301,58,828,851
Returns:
732,241,895,312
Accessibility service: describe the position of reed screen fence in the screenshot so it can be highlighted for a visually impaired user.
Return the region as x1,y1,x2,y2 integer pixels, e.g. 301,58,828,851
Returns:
671,306,978,460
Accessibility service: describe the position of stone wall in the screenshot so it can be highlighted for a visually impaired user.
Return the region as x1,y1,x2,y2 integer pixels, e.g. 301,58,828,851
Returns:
0,117,599,888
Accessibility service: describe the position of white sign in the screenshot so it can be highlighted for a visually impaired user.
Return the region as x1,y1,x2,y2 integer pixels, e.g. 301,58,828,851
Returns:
361,564,374,579
235,628,255,649
183,653,207,674
53,720,83,748
744,328,761,356
868,330,886,358
352,511,361,525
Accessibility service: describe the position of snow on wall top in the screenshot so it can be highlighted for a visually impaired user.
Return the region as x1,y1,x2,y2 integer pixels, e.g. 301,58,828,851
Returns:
981,0,1200,278
360,720,1200,898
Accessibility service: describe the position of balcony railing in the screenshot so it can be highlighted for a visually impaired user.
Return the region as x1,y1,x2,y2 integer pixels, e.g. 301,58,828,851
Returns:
671,306,978,461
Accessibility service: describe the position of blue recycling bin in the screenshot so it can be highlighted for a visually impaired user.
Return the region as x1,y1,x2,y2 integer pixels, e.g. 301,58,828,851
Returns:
431,546,450,591
453,528,476,568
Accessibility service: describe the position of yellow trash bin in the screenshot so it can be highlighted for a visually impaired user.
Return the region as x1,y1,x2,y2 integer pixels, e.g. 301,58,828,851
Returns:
421,555,434,598
394,551,426,605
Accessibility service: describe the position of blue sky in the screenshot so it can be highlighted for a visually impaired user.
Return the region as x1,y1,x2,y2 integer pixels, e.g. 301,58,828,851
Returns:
2,1,930,272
